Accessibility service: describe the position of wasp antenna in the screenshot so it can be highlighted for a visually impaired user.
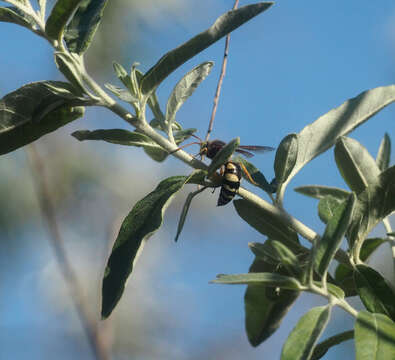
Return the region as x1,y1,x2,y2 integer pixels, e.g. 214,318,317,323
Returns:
169,142,200,155
191,134,203,142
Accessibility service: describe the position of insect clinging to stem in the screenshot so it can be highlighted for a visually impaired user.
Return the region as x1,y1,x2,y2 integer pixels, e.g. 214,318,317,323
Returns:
171,134,275,206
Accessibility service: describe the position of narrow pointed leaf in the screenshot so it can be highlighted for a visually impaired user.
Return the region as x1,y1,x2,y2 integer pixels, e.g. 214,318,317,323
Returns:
347,165,395,248
212,273,302,290
54,52,86,95
140,2,273,94
64,0,108,54
45,0,82,40
311,330,354,360
234,199,300,251
234,156,276,193
0,81,90,155
281,305,332,360
314,194,355,277
207,137,239,175
286,85,395,182
244,257,300,346
376,133,391,171
274,133,298,184
166,62,213,130
0,6,36,30
71,129,162,149
355,311,395,360
175,187,206,242
104,83,135,103
294,185,349,200
101,176,189,318
113,62,134,95
335,136,380,194
354,264,395,320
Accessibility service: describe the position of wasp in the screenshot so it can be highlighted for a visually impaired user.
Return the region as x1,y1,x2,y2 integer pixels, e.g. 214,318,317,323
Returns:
172,135,274,206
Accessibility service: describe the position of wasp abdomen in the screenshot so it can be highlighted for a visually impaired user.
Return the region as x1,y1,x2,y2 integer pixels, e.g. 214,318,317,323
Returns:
217,162,242,206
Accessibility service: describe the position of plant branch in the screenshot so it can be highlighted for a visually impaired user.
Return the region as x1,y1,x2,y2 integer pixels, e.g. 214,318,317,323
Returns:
26,144,109,360
205,0,239,142
311,330,354,360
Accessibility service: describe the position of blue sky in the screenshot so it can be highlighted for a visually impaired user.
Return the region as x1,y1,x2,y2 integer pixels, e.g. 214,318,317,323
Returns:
1,1,395,359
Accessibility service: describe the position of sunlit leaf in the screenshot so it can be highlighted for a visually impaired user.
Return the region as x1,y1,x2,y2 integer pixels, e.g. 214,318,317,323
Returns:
54,52,86,95
286,85,395,182
376,133,391,171
294,185,349,200
101,176,189,318
0,6,36,30
317,195,344,224
45,0,82,40
166,62,213,131
335,136,380,194
347,166,395,249
212,272,302,290
274,133,298,184
281,305,332,360
355,311,395,360
65,0,108,54
141,2,273,95
311,330,354,360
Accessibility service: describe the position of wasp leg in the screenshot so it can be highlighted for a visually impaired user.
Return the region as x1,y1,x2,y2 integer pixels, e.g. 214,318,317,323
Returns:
239,162,259,186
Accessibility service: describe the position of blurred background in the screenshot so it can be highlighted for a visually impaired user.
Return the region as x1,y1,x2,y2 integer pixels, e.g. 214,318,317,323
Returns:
1,0,395,359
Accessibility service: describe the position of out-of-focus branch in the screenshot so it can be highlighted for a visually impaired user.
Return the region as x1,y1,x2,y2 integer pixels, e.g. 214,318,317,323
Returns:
26,144,110,360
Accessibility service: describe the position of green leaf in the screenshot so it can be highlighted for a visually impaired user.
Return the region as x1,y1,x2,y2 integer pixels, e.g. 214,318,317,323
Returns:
207,137,239,175
71,129,162,149
317,195,344,224
0,81,90,155
64,0,108,54
347,165,395,249
286,85,395,183
354,264,395,320
0,6,36,30
294,185,350,200
101,176,188,318
244,257,300,346
173,128,197,144
355,311,395,360
376,133,391,172
174,186,206,242
140,2,274,95
311,330,354,360
335,136,381,194
281,305,332,360
166,61,213,131
212,272,302,290
234,156,276,193
250,240,302,278
325,283,345,299
54,52,86,95
274,133,298,184
335,237,387,288
112,62,134,95
45,0,82,40
104,83,135,103
388,232,395,237
314,194,355,277
234,199,300,251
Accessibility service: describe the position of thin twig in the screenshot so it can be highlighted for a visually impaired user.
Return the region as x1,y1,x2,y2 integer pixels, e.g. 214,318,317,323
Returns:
205,0,239,143
26,144,109,360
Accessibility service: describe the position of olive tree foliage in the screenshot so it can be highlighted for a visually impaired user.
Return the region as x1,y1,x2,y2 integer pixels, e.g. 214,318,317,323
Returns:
1,1,395,358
